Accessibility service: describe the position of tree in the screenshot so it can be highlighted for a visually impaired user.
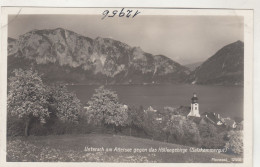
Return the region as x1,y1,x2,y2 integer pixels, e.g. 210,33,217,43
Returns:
163,115,200,144
86,86,128,132
48,84,81,123
200,132,226,149
105,104,128,132
182,118,201,145
7,69,49,136
143,109,162,140
198,122,226,149
127,105,145,136
163,115,185,142
225,130,243,154
199,123,218,138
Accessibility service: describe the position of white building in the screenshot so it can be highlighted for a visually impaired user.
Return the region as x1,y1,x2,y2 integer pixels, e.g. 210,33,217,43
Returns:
145,106,157,113
187,93,200,117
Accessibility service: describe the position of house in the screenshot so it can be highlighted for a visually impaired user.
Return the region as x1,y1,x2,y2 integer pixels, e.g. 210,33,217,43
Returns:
122,105,128,110
222,117,237,129
155,117,163,123
84,106,90,110
201,112,224,126
145,106,157,113
194,112,237,129
188,112,225,128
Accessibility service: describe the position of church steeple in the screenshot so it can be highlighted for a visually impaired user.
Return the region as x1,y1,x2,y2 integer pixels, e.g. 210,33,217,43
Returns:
191,93,198,103
187,93,200,117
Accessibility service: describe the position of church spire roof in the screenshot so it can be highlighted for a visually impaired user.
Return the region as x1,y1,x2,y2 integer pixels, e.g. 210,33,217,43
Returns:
191,93,198,103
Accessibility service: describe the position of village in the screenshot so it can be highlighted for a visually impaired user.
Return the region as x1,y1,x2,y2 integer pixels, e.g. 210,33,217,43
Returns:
140,93,240,130
84,93,240,131
80,90,243,152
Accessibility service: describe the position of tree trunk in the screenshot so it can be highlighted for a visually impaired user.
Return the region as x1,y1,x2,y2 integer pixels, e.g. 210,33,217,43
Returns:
114,125,119,134
166,133,170,143
24,119,30,137
112,124,115,133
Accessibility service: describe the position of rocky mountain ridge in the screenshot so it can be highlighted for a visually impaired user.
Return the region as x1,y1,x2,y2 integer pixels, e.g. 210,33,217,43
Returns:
8,28,244,85
8,28,189,84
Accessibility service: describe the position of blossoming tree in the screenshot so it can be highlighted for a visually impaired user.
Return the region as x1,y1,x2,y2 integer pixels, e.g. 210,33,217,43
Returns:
7,69,49,136
86,86,128,132
48,84,81,123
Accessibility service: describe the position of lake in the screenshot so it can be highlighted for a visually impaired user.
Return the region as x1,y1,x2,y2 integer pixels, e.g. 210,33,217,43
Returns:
68,84,243,120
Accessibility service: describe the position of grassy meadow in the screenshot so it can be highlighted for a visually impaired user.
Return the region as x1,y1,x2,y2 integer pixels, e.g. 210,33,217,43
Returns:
7,134,241,163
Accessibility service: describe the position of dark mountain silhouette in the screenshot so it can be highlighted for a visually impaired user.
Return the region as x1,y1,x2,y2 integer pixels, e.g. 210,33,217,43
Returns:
187,41,244,85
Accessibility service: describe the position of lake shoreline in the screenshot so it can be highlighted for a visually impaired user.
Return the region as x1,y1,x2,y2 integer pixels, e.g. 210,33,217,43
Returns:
67,84,244,120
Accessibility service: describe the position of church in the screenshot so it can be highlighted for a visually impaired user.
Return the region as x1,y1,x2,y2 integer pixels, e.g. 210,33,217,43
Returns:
186,93,238,129
187,93,200,117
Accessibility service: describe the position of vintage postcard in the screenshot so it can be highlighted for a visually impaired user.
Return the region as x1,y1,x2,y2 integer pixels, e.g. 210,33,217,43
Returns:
0,7,253,167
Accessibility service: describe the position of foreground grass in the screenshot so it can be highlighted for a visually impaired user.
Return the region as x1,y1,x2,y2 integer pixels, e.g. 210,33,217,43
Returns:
7,134,241,163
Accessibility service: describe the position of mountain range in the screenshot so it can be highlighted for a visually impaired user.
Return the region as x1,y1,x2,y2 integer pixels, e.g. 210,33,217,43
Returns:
8,28,244,85
8,28,190,84
184,61,203,71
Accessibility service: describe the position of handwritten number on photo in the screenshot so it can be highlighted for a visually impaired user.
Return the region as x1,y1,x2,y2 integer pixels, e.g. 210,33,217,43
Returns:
102,8,141,19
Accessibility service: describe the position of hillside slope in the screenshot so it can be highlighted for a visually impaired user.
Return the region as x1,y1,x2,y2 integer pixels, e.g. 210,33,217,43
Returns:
188,41,244,85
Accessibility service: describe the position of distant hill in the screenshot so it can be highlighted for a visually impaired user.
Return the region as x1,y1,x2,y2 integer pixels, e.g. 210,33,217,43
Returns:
184,61,203,71
187,41,244,85
7,28,190,84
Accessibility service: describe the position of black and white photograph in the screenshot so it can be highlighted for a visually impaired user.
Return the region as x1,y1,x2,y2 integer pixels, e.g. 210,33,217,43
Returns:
1,7,253,165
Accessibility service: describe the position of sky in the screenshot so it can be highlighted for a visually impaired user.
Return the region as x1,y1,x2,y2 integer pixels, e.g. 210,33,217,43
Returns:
8,15,244,65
